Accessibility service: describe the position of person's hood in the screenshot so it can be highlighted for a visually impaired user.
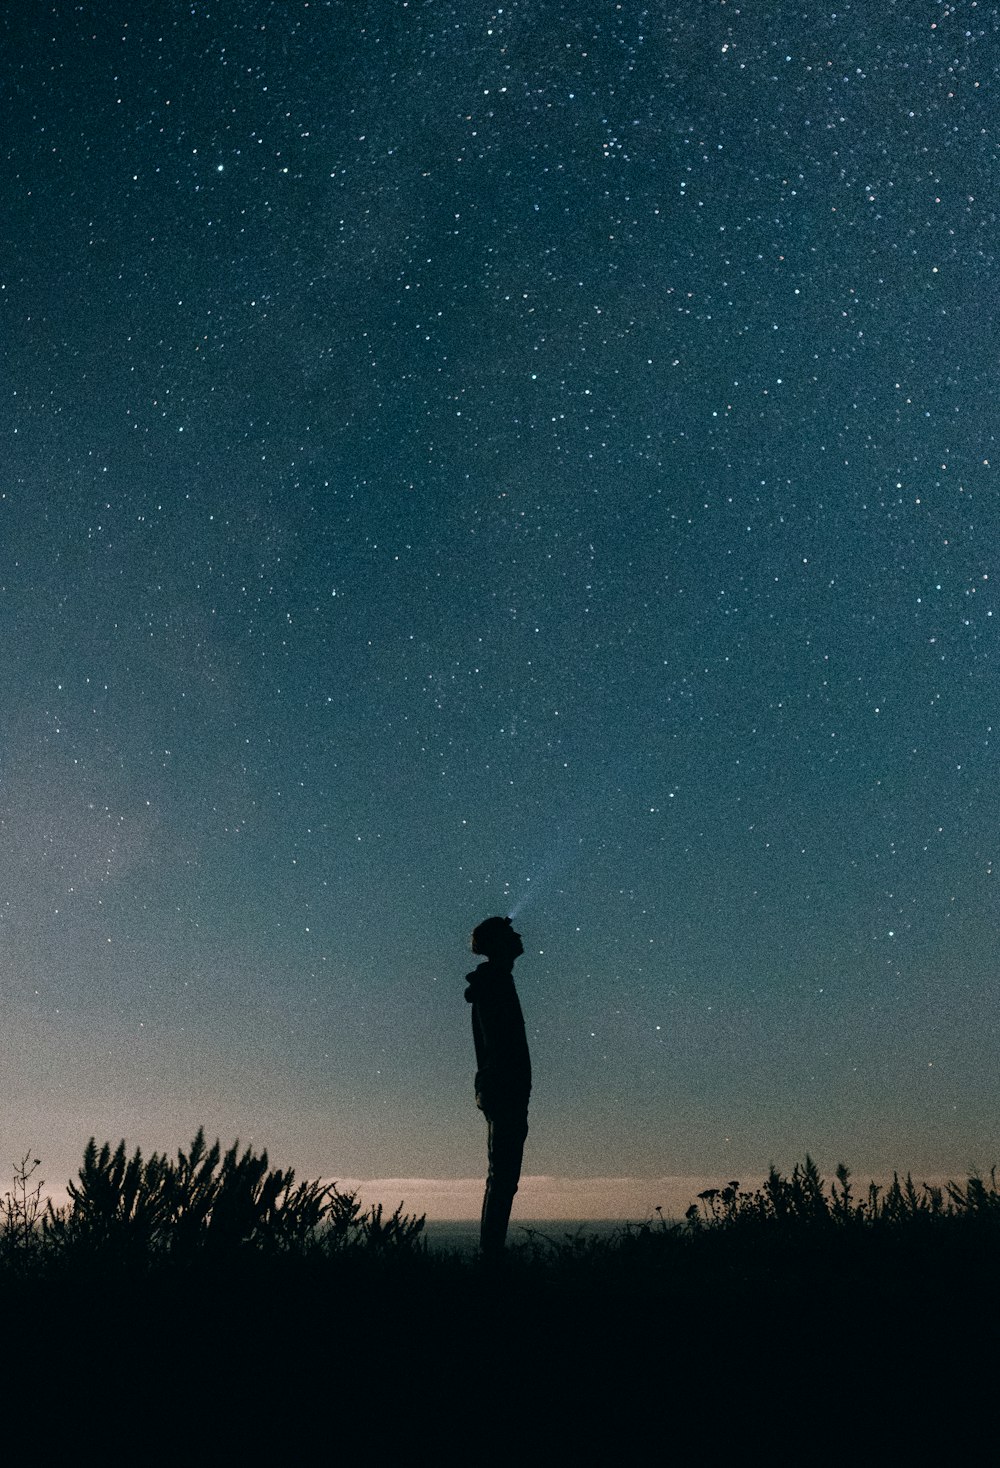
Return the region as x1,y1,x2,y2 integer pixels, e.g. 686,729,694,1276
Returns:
464,965,486,1003
464,962,509,1002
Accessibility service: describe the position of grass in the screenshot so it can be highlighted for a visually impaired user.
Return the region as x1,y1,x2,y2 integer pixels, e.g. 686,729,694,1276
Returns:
1,1135,997,1454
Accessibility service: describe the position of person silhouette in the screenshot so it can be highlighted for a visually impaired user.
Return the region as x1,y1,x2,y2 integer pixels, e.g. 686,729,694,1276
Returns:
465,915,532,1261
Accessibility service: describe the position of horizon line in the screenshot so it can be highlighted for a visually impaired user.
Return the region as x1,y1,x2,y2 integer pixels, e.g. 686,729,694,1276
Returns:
319,1169,969,1222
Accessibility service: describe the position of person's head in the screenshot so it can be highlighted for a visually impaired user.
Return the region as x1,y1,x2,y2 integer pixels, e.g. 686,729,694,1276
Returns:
471,915,524,965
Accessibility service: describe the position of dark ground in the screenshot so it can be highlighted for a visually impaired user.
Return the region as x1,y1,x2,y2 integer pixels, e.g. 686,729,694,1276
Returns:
4,1224,996,1460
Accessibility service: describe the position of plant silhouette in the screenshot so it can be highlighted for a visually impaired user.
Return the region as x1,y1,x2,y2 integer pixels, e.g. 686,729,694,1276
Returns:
41,1127,425,1258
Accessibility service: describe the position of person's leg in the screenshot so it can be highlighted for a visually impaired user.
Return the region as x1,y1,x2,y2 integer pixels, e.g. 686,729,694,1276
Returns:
480,1109,529,1258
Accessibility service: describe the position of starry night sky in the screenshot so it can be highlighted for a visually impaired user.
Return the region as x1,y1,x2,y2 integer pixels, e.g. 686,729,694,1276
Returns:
3,1,998,1213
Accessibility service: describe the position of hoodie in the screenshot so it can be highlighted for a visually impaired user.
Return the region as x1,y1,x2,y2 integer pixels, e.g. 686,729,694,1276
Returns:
464,961,532,1112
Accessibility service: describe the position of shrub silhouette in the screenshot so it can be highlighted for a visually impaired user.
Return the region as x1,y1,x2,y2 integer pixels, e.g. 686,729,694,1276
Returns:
4,1138,997,1283
42,1127,425,1259
678,1155,1000,1232
0,1154,45,1270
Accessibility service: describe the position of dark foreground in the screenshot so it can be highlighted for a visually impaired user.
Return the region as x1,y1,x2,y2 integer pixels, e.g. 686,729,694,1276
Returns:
3,1144,997,1458
4,1220,998,1459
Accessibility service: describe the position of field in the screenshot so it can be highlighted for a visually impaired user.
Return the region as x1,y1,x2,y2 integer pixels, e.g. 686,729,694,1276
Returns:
2,1138,997,1458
